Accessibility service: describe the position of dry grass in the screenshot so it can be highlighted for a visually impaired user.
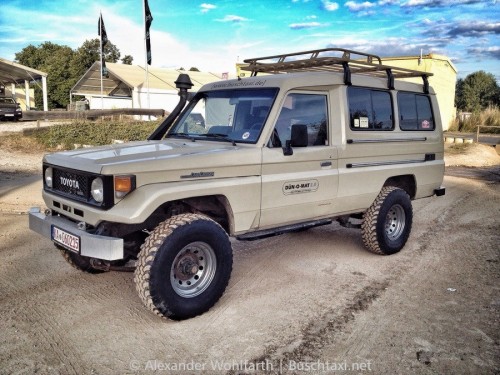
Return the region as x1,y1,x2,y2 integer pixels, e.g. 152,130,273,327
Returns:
0,134,46,153
450,106,500,133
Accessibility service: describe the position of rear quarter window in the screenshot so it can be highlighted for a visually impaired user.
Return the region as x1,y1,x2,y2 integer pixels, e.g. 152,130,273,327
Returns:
348,87,393,131
398,92,435,131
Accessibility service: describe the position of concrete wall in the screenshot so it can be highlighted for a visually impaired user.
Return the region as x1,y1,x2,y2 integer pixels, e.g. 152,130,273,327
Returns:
87,96,133,110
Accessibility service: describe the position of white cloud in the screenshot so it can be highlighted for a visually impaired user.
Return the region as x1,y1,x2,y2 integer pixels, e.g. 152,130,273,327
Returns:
101,11,240,72
200,3,216,13
289,22,329,29
216,15,249,23
321,1,340,11
345,1,376,12
377,0,399,5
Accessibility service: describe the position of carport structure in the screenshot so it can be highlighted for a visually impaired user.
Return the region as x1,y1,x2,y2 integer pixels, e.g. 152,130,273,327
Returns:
0,57,48,111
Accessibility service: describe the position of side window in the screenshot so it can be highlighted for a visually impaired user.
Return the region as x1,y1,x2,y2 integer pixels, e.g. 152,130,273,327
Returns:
398,92,435,131
348,87,393,130
273,93,328,147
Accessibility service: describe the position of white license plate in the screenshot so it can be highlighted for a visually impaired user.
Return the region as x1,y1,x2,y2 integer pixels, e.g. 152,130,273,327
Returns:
52,226,80,253
5,114,14,117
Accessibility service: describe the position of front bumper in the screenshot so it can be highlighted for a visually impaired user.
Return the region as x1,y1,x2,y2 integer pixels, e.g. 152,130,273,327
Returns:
29,207,124,261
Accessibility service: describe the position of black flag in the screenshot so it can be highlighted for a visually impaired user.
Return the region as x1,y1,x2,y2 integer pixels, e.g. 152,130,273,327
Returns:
145,0,153,65
98,13,108,77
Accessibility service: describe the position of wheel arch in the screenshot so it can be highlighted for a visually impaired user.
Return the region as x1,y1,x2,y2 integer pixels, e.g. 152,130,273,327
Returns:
383,175,416,199
146,194,234,235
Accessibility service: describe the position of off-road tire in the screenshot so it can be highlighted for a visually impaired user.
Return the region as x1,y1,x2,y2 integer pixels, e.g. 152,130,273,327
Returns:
361,186,413,255
134,213,233,320
58,246,103,274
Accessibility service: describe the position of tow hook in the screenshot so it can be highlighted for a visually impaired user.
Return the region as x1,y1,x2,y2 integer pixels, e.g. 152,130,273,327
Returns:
90,258,136,272
90,258,111,272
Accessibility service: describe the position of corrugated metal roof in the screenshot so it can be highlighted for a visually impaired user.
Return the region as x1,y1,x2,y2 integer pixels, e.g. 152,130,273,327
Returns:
71,62,231,96
0,57,47,85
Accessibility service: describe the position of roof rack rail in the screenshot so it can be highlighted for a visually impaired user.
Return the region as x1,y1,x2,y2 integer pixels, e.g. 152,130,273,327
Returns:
242,48,433,93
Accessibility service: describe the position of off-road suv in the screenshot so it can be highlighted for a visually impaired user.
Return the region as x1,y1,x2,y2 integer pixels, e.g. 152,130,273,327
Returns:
29,48,445,320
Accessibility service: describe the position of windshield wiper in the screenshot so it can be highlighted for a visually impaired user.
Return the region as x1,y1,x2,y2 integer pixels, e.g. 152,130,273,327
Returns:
168,132,196,142
197,133,236,146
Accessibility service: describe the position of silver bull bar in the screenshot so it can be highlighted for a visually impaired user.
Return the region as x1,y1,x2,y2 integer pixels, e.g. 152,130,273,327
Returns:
28,207,123,261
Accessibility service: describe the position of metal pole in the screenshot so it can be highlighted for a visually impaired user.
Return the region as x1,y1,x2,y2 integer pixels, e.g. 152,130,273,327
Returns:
100,13,104,111
143,0,151,114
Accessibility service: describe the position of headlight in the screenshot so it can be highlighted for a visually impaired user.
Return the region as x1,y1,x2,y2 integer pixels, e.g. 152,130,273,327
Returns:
44,167,53,188
91,177,104,203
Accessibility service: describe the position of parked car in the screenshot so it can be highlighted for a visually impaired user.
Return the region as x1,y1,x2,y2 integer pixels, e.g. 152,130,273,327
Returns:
0,97,22,121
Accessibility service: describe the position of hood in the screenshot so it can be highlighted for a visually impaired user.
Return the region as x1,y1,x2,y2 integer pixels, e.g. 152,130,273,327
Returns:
44,139,262,181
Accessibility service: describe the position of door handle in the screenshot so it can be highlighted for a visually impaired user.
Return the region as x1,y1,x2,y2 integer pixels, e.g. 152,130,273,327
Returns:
321,161,332,167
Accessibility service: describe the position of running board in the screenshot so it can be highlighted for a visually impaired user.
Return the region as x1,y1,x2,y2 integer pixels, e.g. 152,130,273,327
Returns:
236,219,332,241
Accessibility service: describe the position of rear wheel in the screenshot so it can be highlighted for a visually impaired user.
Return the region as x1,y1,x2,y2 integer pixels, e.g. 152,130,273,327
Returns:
361,186,413,255
134,213,233,320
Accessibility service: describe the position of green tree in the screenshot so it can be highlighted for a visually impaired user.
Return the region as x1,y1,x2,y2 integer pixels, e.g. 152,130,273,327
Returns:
15,42,76,109
189,67,200,72
455,71,499,112
44,46,76,109
121,55,134,65
15,40,121,109
71,38,121,78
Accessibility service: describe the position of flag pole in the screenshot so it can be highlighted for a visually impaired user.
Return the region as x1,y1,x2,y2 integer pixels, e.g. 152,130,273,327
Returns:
143,0,150,111
99,12,104,110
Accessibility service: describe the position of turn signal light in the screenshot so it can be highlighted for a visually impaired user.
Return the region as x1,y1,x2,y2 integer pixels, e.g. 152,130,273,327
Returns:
114,175,136,198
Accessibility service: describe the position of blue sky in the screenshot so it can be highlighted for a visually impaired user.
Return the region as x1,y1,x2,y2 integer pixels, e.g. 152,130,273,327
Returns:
1,0,499,79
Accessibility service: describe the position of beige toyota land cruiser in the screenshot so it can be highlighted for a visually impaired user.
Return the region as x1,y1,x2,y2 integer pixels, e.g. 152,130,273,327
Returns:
29,48,445,320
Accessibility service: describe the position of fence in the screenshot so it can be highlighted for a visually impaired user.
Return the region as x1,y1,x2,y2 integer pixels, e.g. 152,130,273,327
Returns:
476,125,500,143
22,108,165,121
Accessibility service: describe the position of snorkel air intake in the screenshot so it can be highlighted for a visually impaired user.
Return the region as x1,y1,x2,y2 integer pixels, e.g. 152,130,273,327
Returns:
148,74,194,140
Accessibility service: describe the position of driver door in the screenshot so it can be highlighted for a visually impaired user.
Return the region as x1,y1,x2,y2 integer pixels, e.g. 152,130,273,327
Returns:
260,91,339,228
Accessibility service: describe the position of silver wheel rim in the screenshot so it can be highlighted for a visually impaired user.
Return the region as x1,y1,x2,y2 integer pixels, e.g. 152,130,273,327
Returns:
385,204,406,240
170,242,217,298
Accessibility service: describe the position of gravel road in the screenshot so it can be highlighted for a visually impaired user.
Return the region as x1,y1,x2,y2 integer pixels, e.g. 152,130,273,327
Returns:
0,143,498,374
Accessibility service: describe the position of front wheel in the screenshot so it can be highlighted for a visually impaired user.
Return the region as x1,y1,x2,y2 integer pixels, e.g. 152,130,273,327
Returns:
134,213,233,320
361,186,413,255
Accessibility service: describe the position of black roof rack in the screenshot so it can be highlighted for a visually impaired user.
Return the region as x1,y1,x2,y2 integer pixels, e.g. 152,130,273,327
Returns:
242,48,433,93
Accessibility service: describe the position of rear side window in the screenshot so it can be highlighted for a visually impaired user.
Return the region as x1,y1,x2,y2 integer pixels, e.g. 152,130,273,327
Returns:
398,93,434,131
348,87,393,130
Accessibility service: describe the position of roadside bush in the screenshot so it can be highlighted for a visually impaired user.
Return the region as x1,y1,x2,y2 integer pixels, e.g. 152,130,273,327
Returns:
450,107,500,134
31,119,161,149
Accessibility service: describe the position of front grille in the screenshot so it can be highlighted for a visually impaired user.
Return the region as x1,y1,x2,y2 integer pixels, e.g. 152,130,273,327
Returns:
44,164,114,209
53,169,90,200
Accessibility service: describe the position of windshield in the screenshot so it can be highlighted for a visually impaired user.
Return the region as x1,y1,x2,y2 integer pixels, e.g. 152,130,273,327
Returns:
168,88,278,144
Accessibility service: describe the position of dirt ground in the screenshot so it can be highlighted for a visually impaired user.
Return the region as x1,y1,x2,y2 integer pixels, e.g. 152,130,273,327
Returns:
0,140,498,374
